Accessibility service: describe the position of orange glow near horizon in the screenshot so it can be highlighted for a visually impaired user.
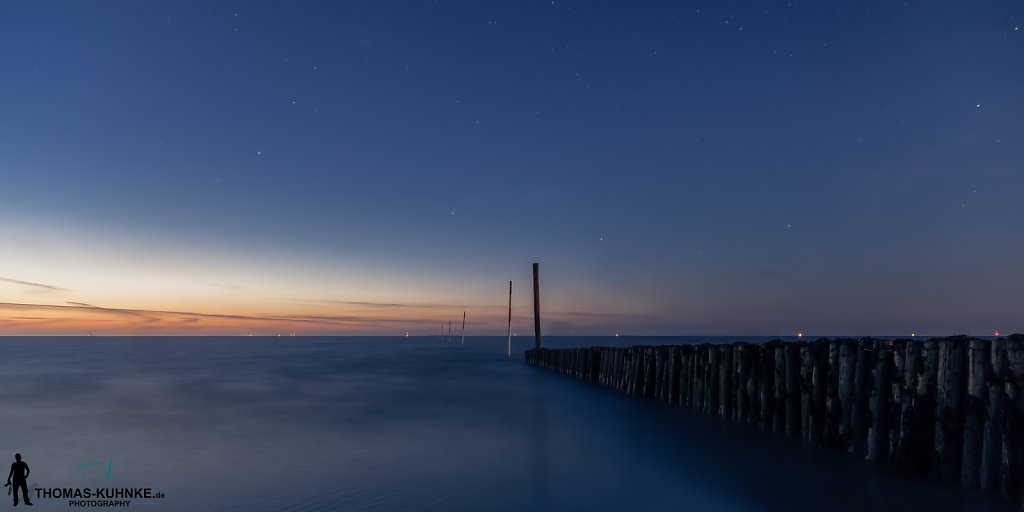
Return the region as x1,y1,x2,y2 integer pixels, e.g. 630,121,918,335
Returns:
0,300,499,336
0,232,657,335
0,295,663,336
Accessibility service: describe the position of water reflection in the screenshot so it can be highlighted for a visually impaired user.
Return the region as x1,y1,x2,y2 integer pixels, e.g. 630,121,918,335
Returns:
0,336,1012,511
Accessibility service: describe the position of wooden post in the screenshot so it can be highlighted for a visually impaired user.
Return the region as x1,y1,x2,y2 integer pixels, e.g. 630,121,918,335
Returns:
913,339,940,475
693,345,705,410
887,340,907,464
679,345,692,407
773,342,786,434
669,346,683,404
706,345,720,416
461,311,466,345
623,348,631,392
800,343,814,442
962,338,991,488
536,262,544,350
823,340,841,448
785,343,802,438
719,344,734,419
634,347,645,396
1000,335,1024,502
758,341,775,432
507,281,512,357
655,347,667,400
837,339,858,450
810,340,828,445
892,340,918,470
644,348,656,397
934,336,968,482
630,347,642,395
981,337,1007,492
867,341,892,463
746,343,759,426
735,343,752,424
850,339,874,458
618,349,626,392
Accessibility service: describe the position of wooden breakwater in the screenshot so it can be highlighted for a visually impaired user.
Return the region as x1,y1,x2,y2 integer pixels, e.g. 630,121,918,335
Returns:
525,335,1024,508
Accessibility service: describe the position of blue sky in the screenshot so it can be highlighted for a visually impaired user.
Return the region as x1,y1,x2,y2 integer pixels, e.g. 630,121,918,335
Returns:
1,1,1022,335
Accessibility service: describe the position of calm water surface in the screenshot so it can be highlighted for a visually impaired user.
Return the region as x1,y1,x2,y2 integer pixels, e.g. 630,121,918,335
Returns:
0,336,1012,511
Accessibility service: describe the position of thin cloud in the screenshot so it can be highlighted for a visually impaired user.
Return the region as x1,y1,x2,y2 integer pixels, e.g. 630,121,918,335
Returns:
552,310,667,322
0,277,68,292
322,300,453,309
0,301,441,329
320,299,506,312
209,283,243,291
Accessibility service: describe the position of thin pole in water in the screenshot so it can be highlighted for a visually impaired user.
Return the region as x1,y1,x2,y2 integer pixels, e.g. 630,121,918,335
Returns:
507,280,513,357
533,262,541,350
448,320,452,342
461,311,466,345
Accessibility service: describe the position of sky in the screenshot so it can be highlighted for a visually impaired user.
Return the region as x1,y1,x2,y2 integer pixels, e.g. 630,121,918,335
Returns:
1,1,1022,336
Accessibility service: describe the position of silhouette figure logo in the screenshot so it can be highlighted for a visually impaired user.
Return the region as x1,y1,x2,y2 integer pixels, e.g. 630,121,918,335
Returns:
12,453,166,507
5,453,32,507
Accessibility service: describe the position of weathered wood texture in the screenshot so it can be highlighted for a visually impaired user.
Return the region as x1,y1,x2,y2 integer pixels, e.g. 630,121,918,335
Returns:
524,335,1024,508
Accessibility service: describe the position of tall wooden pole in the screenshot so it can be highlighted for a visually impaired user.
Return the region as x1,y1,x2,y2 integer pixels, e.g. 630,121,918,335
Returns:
507,281,513,357
461,311,466,345
533,262,541,350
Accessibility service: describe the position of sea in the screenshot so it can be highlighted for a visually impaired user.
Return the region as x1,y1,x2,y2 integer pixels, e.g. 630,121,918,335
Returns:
0,336,1012,511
